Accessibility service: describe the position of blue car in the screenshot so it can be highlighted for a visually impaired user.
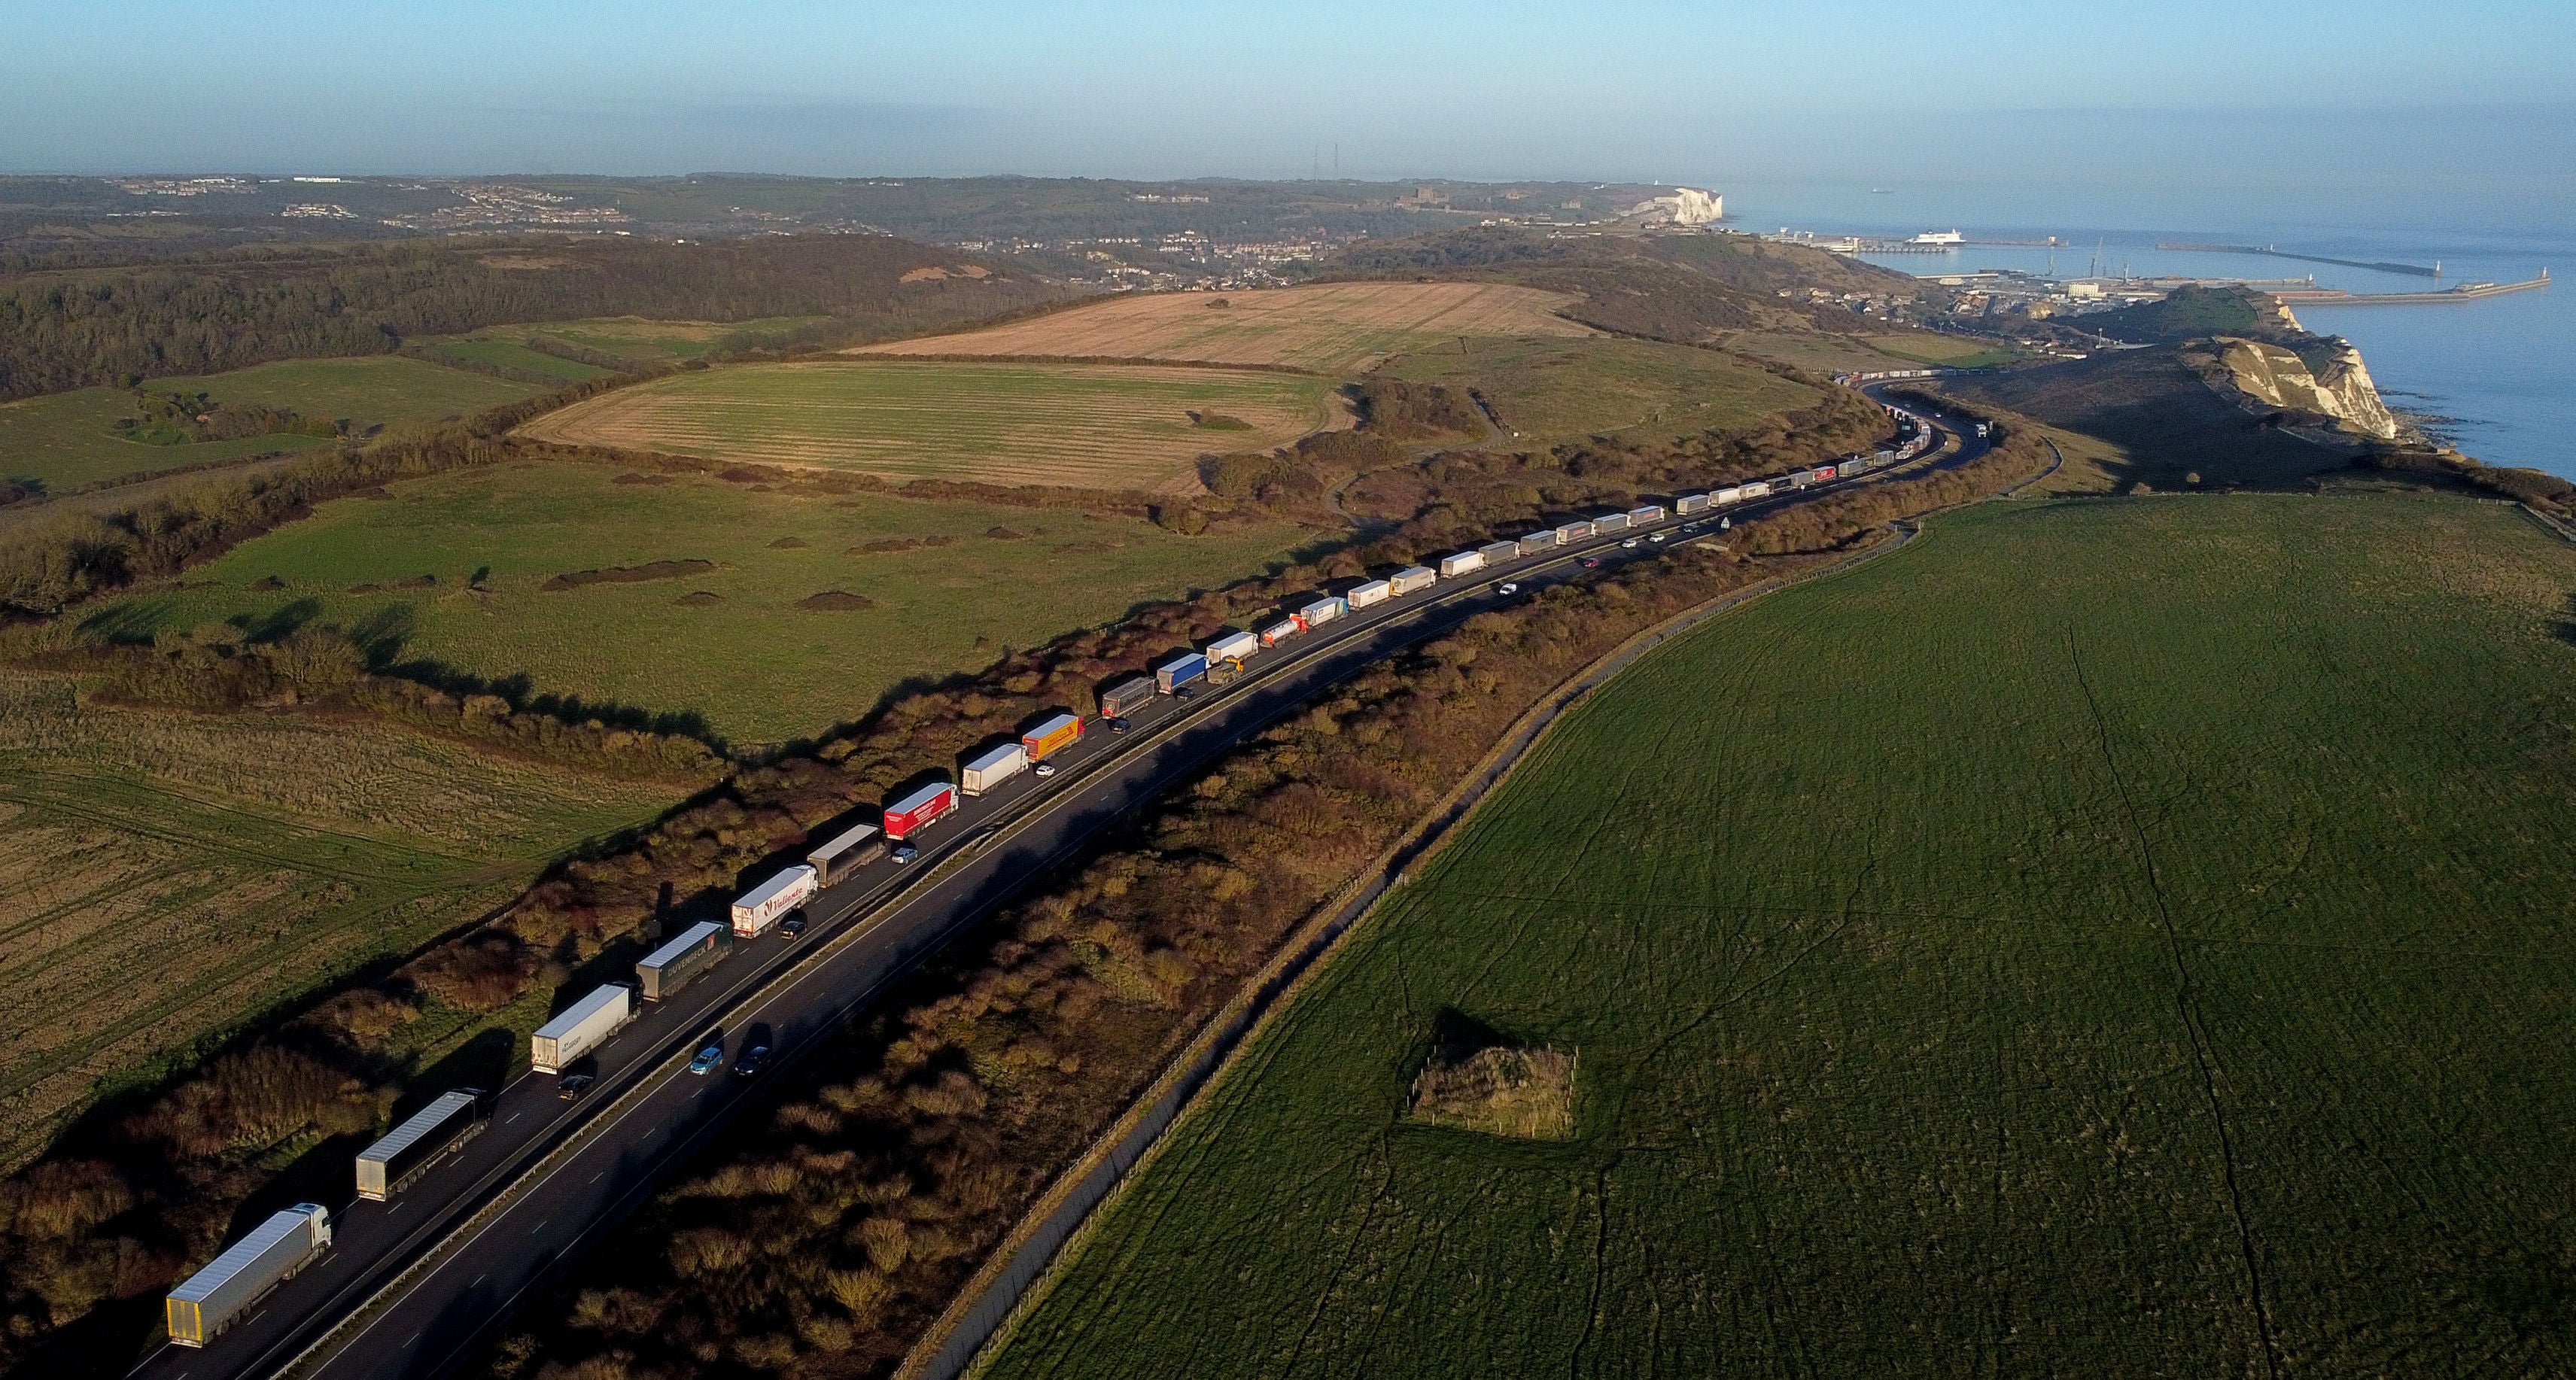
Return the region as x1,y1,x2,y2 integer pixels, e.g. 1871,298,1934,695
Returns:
687,1042,724,1075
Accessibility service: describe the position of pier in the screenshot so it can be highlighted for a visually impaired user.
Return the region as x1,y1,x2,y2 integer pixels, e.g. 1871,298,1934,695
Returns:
2273,271,2549,306
2159,242,2444,278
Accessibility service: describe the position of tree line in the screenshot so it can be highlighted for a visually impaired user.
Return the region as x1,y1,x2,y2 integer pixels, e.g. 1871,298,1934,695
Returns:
0,233,1066,402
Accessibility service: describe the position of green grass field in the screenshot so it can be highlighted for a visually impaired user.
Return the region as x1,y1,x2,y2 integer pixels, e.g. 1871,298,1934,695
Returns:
1723,328,2021,376
1377,336,1820,445
981,494,2576,1378
90,461,1315,746
416,315,837,381
418,339,616,385
0,670,672,1170
517,360,1342,490
0,356,543,494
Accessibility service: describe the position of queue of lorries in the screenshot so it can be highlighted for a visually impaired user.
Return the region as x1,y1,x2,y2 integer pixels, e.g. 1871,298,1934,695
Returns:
159,408,1936,1351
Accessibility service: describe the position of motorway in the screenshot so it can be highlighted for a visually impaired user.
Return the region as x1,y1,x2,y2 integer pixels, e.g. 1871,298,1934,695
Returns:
128,398,1984,1380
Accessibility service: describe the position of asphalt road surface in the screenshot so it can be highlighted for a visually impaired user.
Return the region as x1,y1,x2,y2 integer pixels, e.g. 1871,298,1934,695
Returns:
128,401,1978,1380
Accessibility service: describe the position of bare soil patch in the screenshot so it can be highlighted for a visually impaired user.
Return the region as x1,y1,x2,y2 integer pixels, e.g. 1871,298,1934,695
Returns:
542,558,718,591
798,590,876,610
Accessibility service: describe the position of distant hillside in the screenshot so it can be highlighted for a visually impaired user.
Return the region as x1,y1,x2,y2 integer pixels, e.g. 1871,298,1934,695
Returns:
1324,226,1936,347
0,235,1068,402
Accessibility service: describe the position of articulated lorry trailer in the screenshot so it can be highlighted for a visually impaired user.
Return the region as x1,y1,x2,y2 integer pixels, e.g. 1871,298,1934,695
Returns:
1097,675,1155,720
1157,652,1209,693
1390,565,1437,596
1202,631,1259,665
166,1204,332,1347
884,780,959,840
637,919,733,1001
731,866,817,938
355,1090,486,1202
1021,710,1084,760
1297,596,1347,630
807,821,885,886
531,983,636,1072
962,742,1029,796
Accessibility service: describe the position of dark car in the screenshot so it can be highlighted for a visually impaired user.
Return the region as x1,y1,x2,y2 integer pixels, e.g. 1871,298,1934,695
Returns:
780,915,807,939
1174,685,1198,701
1108,717,1131,734
556,1072,595,1100
1581,557,1601,568
892,843,920,865
734,1044,771,1078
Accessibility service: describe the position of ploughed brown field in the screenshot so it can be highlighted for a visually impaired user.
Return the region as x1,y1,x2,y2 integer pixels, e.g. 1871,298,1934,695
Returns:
850,281,1597,372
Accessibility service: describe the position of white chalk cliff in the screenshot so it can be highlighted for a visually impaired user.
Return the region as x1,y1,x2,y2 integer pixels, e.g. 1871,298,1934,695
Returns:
2194,336,2402,442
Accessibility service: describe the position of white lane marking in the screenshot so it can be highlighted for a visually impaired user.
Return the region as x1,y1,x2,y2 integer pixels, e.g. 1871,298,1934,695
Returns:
503,1112,520,1125
531,1220,549,1236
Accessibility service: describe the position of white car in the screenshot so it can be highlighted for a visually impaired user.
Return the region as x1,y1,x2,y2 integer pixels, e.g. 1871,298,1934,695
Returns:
1621,536,1641,549
1650,532,1668,543
1033,761,1058,778
1498,582,1520,595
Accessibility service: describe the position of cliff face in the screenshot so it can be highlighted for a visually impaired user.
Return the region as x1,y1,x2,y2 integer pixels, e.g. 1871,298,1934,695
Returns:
2189,335,2403,442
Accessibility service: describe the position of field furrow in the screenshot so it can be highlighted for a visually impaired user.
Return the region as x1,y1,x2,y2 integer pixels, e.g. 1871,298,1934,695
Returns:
852,281,1595,372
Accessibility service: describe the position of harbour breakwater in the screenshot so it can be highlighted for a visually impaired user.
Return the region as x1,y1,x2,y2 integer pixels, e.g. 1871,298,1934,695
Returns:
2274,271,2550,306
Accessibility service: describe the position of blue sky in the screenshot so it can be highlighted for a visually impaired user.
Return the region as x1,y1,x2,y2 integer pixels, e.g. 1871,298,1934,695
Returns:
6,0,2573,191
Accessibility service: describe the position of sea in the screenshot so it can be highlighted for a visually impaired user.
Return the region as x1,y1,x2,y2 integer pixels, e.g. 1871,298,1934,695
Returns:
1721,181,2574,479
